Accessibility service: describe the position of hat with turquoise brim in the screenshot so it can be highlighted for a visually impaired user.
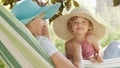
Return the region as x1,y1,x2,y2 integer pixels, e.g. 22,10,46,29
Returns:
11,0,61,25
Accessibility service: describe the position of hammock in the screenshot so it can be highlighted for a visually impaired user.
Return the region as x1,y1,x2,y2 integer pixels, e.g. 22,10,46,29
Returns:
0,4,120,68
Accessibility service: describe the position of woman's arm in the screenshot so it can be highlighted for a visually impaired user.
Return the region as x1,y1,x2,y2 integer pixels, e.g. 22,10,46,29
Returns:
50,52,76,68
37,36,77,68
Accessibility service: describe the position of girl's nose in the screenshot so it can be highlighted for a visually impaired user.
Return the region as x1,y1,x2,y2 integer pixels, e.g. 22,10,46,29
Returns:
78,23,82,27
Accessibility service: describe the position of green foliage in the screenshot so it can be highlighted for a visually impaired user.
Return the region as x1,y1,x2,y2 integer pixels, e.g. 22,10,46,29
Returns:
0,0,20,9
65,0,72,11
73,0,79,7
113,0,120,7
101,32,120,47
49,0,80,23
55,39,65,53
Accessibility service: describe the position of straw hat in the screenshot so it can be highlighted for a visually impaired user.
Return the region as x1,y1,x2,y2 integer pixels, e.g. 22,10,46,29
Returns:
53,7,106,40
11,0,61,25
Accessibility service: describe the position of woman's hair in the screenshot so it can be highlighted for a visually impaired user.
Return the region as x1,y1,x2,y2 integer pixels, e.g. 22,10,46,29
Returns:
67,16,93,32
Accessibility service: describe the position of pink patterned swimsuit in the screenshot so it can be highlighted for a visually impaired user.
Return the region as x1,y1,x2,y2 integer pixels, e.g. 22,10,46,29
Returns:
80,38,97,60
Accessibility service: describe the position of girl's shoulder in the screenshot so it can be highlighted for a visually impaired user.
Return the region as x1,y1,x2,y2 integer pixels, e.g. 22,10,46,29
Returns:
65,39,73,46
65,38,78,48
65,39,76,51
87,33,95,38
86,33,98,42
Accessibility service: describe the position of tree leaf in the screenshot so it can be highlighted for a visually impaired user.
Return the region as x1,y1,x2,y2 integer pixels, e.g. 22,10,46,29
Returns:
73,0,80,7
65,0,72,11
49,14,60,24
1,0,20,9
1,0,5,4
113,0,120,7
59,3,64,13
50,0,55,4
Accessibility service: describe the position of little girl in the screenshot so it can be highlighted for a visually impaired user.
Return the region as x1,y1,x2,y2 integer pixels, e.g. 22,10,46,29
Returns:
53,7,106,67
65,16,103,63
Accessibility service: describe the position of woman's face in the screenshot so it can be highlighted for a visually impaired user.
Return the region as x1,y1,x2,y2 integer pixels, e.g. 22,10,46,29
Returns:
26,16,46,36
69,16,92,35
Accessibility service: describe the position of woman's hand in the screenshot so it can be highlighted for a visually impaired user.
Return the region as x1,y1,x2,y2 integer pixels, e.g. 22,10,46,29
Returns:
26,17,49,37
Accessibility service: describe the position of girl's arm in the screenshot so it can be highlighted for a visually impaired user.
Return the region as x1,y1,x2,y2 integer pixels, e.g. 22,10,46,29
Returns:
72,42,83,68
88,34,103,63
88,34,100,53
65,41,84,68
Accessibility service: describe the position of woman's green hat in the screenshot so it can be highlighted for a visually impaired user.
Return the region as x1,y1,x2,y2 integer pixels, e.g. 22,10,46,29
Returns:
11,0,61,25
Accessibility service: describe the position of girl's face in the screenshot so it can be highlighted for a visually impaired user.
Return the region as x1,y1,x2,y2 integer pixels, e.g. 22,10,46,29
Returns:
68,16,92,35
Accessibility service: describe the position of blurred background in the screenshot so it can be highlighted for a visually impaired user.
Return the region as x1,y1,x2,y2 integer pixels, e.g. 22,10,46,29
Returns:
0,0,120,67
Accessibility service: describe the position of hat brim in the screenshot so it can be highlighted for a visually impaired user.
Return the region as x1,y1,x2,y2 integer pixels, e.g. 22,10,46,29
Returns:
21,3,61,25
53,13,106,40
